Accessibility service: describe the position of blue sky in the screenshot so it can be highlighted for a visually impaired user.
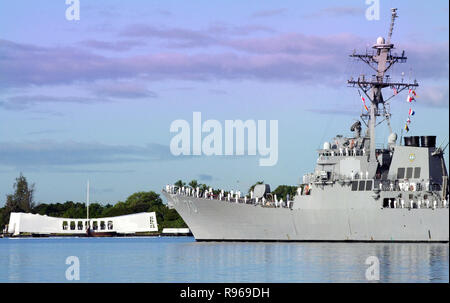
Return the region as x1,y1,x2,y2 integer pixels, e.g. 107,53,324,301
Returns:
0,0,448,205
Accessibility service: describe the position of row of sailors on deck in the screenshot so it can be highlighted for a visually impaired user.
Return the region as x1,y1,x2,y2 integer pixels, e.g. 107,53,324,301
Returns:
386,198,448,209
166,185,209,197
324,147,366,157
165,184,290,207
381,181,428,192
347,174,430,192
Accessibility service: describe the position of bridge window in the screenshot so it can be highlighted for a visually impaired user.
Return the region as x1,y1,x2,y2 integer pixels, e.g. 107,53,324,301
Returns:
70,221,76,230
77,221,83,230
62,221,68,230
358,181,366,191
100,221,106,230
93,221,98,230
351,181,358,191
406,167,413,179
365,180,373,191
397,167,405,179
414,167,421,178
107,221,113,230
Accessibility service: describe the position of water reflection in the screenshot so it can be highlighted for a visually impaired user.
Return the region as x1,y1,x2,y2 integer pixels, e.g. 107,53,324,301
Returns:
0,238,448,282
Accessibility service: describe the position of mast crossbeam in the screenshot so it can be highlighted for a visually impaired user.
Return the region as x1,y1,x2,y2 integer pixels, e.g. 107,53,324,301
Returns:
346,8,420,174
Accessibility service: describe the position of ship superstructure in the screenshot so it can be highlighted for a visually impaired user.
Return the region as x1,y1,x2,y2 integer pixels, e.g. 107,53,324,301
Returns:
163,9,449,242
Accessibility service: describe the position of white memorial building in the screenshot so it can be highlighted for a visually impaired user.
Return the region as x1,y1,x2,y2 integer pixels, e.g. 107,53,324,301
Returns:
7,212,158,236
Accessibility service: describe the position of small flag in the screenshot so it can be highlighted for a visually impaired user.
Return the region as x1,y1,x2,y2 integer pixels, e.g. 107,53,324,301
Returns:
406,95,414,103
393,87,398,95
406,118,411,124
411,90,417,97
404,124,409,132
408,108,415,116
358,90,369,112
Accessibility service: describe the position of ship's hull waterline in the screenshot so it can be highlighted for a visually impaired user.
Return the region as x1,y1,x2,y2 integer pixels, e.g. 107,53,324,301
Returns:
163,193,449,242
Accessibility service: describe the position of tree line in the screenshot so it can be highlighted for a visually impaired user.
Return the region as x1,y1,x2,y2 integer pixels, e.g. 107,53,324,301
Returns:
0,174,186,232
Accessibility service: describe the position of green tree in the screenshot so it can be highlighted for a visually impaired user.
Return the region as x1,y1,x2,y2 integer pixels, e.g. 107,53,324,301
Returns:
174,180,185,188
2,174,35,227
248,181,264,194
87,203,104,218
62,202,86,218
189,180,199,188
125,191,162,207
272,185,298,201
0,208,4,230
200,184,208,192
101,201,128,217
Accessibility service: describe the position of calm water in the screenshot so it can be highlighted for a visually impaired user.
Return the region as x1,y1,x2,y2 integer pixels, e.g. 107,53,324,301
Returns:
0,237,448,283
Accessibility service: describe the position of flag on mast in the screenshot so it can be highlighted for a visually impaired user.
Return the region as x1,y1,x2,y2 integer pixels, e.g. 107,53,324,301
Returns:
409,89,417,97
358,90,369,112
408,108,415,116
406,89,418,103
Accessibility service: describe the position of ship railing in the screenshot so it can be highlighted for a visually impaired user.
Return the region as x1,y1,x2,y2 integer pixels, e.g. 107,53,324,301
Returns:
216,195,291,208
372,180,445,194
326,178,442,194
318,149,367,158
374,180,397,191
163,185,300,209
383,196,448,209
165,185,293,208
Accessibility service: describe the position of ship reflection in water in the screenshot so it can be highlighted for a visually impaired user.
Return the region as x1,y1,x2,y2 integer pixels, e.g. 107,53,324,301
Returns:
0,237,448,282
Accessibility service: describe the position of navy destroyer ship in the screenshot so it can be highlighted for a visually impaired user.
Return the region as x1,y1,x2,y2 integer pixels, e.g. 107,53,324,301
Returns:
163,9,449,242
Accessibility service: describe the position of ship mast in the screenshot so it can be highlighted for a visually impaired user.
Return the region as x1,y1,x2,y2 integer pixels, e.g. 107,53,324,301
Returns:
347,8,418,177
87,180,90,221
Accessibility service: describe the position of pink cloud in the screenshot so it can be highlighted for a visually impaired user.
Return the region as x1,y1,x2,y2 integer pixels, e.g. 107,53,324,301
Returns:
0,32,447,103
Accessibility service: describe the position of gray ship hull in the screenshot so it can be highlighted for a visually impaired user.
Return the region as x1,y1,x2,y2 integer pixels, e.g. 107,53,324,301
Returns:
163,9,450,243
163,191,449,242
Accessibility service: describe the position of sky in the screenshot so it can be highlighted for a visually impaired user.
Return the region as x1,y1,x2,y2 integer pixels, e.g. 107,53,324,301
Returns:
0,0,448,206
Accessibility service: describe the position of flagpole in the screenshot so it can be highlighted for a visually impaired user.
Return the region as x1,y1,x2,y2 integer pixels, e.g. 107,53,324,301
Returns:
87,180,90,221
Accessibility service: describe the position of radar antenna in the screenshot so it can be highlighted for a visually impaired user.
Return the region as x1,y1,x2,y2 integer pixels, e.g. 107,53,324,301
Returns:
347,8,419,178
386,8,397,44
